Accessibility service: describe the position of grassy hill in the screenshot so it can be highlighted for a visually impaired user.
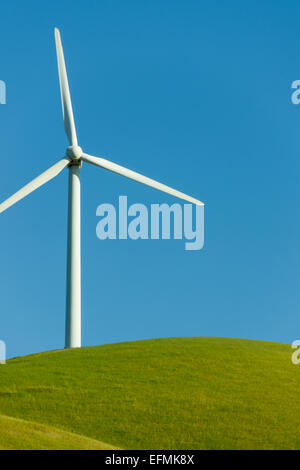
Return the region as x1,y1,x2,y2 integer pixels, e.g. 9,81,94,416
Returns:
0,414,118,450
0,337,299,450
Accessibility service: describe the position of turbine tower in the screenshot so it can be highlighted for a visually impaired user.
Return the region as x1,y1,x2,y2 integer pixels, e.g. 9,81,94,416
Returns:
0,28,204,349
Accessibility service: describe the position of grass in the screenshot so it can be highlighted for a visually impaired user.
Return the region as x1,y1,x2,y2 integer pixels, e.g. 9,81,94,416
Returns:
0,414,118,450
0,337,299,449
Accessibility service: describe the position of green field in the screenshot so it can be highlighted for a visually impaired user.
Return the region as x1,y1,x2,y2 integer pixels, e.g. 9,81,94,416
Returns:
0,337,299,450
0,414,118,450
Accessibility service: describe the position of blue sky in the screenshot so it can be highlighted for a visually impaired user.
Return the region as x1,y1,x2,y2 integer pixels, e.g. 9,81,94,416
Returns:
0,0,299,358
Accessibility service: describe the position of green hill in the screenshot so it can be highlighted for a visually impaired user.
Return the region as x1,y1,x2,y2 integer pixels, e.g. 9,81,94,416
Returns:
0,414,118,450
0,337,299,450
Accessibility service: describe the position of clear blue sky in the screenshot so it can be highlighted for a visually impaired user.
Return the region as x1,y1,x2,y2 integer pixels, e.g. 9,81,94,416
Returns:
0,0,299,358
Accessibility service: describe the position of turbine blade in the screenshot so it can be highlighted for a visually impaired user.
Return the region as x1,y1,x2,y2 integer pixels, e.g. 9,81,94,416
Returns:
54,27,78,146
0,158,70,214
81,153,204,206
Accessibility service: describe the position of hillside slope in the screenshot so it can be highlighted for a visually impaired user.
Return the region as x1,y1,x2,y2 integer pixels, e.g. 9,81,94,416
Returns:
0,337,299,449
0,414,118,450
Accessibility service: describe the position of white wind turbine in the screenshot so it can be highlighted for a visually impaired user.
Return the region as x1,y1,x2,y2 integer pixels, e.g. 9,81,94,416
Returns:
0,28,204,349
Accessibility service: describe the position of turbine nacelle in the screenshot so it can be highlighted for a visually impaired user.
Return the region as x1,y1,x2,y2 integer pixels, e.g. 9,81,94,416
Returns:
66,145,83,161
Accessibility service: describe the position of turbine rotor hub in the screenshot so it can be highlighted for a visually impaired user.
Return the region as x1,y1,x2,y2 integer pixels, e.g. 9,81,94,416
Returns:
66,145,83,160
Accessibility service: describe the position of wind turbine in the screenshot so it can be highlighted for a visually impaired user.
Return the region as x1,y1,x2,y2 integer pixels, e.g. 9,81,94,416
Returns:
0,28,204,349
